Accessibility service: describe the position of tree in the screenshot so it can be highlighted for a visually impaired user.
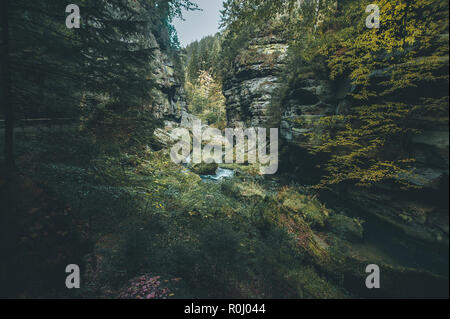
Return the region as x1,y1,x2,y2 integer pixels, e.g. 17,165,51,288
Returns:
0,0,197,296
309,0,449,187
1,0,14,174
220,0,449,188
1,0,197,166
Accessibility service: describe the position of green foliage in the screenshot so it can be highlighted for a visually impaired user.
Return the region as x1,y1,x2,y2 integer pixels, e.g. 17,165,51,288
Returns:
222,180,266,201
1,0,200,298
222,0,449,188
184,70,227,128
285,266,347,299
308,0,449,188
182,36,226,128
277,186,330,228
327,214,365,242
184,35,222,82
9,0,447,299
6,118,352,298
67,143,344,298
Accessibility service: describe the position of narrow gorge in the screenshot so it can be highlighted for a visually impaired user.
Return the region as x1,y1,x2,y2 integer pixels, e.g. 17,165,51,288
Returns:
152,0,449,298
1,0,448,299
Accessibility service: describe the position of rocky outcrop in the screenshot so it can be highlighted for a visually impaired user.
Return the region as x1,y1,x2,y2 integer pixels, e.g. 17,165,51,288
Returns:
285,73,449,246
327,214,364,242
280,77,341,148
223,34,288,127
148,33,187,120
222,33,347,148
222,32,449,247
346,118,449,246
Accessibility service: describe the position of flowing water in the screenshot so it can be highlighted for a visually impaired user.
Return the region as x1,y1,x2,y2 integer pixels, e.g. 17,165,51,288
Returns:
183,154,235,182
200,168,235,182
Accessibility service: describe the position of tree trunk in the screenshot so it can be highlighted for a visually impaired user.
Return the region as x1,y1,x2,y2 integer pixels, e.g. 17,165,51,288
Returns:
401,0,411,43
1,0,15,175
336,0,344,17
0,0,15,298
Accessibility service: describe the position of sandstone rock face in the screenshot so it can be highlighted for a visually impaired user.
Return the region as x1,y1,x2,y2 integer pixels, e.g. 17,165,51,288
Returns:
148,33,187,120
223,32,449,247
349,119,449,246
222,34,345,148
280,78,338,148
347,184,449,246
223,35,288,127
327,214,364,242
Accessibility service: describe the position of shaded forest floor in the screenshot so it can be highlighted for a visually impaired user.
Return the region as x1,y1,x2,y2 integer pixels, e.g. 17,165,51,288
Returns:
0,125,448,299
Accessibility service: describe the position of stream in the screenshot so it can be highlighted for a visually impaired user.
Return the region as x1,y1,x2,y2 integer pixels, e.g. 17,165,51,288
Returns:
200,168,235,182
182,155,235,182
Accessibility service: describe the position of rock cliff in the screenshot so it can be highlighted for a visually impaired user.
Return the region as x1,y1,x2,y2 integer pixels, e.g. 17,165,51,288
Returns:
222,32,449,247
148,33,188,120
223,34,288,127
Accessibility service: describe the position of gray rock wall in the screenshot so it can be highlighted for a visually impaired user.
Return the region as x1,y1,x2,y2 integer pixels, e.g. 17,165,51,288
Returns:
223,35,288,127
222,32,449,247
148,32,187,120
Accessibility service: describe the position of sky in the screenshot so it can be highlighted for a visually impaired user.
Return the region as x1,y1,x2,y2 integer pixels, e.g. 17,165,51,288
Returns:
173,0,224,48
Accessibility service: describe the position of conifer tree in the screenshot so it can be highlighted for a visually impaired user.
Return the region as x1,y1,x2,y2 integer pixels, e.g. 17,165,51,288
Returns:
1,0,196,168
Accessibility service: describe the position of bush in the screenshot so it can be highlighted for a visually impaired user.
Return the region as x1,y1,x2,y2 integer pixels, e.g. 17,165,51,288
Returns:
199,221,242,264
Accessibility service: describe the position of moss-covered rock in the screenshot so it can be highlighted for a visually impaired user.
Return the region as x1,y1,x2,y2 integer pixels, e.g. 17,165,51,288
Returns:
278,187,330,228
285,266,348,299
222,180,266,200
220,163,261,176
327,214,364,242
192,163,219,175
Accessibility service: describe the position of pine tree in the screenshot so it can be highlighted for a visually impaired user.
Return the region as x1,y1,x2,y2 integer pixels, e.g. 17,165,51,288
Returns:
0,0,197,296
1,0,197,167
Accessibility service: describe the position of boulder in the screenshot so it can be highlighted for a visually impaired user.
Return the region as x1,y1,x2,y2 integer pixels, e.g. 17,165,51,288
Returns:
327,214,364,242
192,163,219,175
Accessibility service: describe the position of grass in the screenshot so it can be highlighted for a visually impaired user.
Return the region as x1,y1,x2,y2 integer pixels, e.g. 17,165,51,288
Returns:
2,130,350,299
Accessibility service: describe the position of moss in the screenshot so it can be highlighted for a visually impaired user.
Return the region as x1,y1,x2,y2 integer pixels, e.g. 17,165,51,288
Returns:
192,163,219,175
219,163,261,176
327,214,364,242
285,267,348,299
237,182,266,199
278,187,330,228
221,180,266,201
